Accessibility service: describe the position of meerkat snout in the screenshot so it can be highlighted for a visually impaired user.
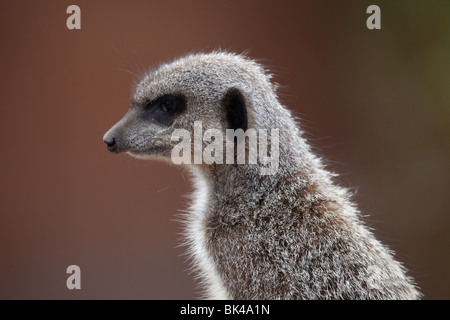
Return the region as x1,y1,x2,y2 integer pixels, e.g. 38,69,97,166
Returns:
103,51,421,300
103,92,188,158
103,117,127,154
103,136,117,153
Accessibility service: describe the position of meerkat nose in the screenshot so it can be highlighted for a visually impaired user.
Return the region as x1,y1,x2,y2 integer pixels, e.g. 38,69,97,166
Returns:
103,136,118,153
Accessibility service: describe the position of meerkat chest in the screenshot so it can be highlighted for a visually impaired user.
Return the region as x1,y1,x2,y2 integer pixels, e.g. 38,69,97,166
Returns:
187,175,230,299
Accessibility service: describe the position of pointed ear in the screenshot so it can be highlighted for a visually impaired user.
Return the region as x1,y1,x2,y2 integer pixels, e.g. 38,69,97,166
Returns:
222,88,248,132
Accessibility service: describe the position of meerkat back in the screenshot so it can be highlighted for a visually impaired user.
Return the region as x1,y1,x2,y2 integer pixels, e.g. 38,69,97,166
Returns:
103,52,421,300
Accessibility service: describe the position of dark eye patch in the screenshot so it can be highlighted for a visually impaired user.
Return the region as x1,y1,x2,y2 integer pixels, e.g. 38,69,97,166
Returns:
143,94,186,125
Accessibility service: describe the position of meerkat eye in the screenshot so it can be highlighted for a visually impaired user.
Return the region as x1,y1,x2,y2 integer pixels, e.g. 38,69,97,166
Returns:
143,94,186,125
160,97,177,112
143,95,179,112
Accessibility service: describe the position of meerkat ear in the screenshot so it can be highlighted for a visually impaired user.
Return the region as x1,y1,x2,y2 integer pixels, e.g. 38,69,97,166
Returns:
222,88,248,132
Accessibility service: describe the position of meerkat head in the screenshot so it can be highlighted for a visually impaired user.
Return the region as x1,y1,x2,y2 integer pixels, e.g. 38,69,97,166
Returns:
102,52,282,163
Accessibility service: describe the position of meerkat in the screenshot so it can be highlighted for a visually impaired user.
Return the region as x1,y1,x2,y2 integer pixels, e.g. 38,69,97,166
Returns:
103,52,421,299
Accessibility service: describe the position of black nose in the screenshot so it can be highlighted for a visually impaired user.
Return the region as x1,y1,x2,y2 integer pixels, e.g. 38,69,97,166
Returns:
104,136,118,153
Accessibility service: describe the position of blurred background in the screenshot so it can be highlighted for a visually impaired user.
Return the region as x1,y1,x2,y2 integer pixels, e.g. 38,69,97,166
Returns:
0,0,449,299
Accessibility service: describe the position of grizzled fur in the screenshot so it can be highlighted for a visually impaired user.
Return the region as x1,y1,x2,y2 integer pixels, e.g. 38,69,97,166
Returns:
103,52,421,299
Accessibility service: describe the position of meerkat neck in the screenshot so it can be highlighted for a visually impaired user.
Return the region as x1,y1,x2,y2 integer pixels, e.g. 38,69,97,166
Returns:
193,141,332,219
186,140,341,299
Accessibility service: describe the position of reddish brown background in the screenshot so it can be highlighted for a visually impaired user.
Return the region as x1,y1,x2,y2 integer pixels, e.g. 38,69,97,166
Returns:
0,1,449,299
